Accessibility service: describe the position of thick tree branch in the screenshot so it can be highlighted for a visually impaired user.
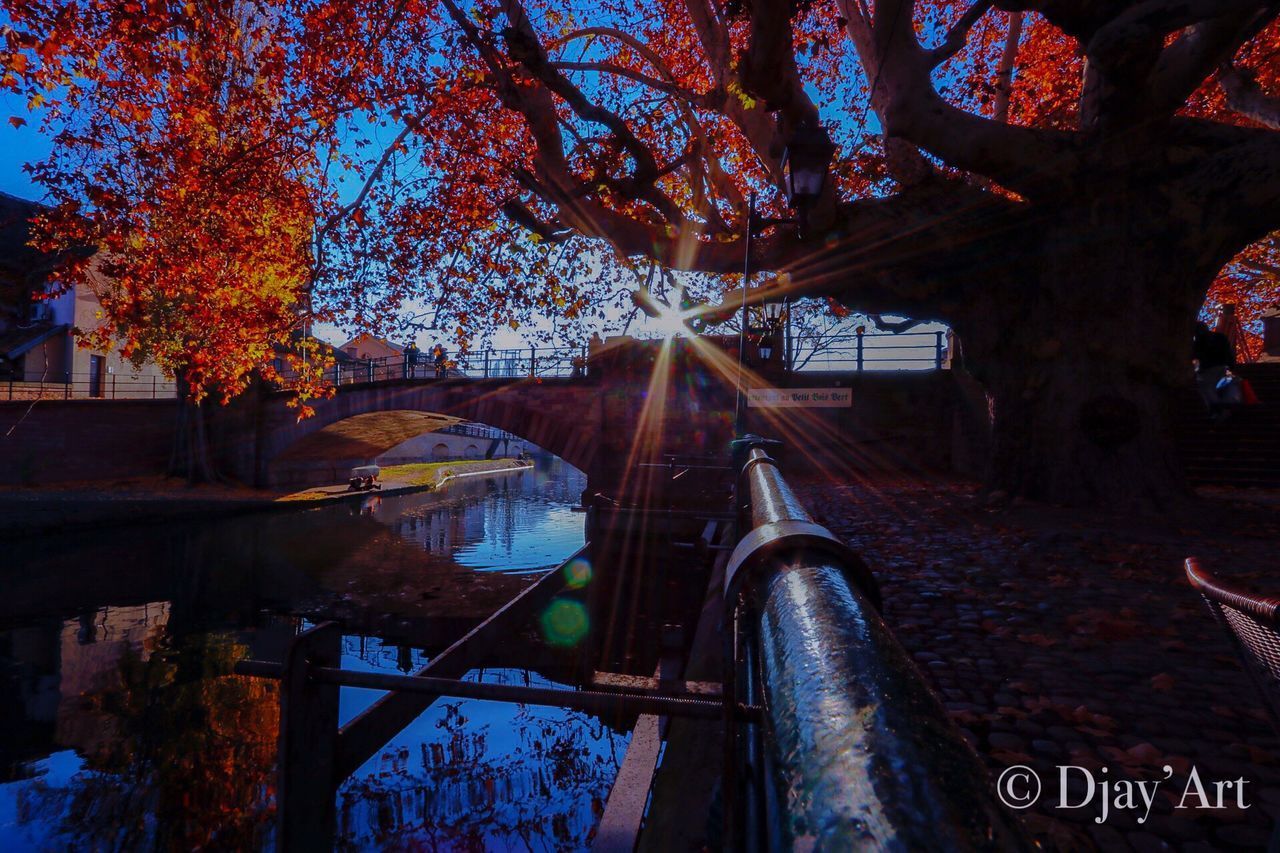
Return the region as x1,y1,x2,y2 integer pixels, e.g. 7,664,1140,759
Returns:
1146,3,1278,120
499,199,572,242
1219,62,1280,129
739,1,819,124
1178,124,1280,250
851,0,1078,197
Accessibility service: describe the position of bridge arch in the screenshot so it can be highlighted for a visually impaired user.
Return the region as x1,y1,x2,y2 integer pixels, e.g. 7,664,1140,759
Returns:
251,378,602,488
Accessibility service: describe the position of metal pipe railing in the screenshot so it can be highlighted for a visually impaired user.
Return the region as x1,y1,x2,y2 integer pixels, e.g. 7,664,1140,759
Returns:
724,437,1032,851
235,659,757,721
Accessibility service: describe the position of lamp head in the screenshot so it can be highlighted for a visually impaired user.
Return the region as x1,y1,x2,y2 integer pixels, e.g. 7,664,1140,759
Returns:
782,120,836,209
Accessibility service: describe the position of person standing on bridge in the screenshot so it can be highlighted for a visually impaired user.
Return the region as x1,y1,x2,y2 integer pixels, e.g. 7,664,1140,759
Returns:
432,343,448,379
404,342,419,379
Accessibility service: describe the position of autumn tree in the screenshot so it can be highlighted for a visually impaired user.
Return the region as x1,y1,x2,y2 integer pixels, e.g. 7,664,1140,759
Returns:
419,0,1280,510
5,0,1280,506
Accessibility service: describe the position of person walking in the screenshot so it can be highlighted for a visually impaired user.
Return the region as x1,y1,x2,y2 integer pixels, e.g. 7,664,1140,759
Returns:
1193,321,1234,420
432,342,448,378
404,342,419,378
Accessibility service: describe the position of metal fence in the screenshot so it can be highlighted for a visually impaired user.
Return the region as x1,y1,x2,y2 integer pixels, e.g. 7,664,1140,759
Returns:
1,373,179,401
298,330,953,391
332,345,589,385
436,422,519,441
789,330,949,372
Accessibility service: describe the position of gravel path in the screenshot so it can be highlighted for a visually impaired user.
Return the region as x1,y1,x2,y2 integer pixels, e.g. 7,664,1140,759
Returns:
793,476,1280,852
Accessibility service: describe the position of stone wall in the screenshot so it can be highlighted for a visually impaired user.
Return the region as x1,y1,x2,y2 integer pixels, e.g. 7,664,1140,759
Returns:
742,370,989,477
0,366,990,489
375,431,527,465
0,399,176,485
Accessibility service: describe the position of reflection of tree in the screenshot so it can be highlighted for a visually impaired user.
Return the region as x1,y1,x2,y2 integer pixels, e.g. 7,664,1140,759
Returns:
15,633,278,850
337,701,626,851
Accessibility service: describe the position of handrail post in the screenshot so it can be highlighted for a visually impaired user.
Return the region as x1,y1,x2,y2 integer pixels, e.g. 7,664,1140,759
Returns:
276,622,342,852
935,330,945,369
855,332,864,372
484,350,490,379
529,345,535,377
724,436,1032,850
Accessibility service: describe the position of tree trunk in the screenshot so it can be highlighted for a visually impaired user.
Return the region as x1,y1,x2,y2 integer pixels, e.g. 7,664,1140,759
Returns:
169,377,219,483
957,215,1212,512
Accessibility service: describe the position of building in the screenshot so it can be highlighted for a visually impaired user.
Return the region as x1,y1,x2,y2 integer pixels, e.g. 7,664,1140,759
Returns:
339,332,404,362
0,192,171,398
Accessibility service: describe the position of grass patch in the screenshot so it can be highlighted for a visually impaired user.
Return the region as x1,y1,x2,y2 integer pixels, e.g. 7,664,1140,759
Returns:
383,458,525,486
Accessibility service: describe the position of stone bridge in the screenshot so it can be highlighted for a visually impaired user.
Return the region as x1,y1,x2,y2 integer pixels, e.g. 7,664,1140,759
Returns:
2,337,976,490
213,338,746,489
235,377,612,488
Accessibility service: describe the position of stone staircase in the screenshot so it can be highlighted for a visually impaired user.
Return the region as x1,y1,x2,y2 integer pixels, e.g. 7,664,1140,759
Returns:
1175,363,1280,488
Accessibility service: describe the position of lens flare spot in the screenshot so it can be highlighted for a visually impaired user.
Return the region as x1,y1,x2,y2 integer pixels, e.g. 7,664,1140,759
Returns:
563,558,593,589
540,598,589,647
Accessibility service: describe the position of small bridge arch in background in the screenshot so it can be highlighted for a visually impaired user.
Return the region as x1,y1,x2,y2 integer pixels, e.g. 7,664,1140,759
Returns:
236,378,606,489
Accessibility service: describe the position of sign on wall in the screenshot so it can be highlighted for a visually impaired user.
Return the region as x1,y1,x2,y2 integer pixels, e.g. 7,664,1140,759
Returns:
747,388,852,408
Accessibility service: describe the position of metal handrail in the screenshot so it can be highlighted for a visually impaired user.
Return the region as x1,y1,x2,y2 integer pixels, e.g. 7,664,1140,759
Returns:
1,372,178,401
235,659,757,721
437,421,519,440
723,436,1031,850
287,330,951,391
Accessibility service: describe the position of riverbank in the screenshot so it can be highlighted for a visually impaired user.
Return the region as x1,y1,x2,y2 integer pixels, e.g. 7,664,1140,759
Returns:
0,458,533,539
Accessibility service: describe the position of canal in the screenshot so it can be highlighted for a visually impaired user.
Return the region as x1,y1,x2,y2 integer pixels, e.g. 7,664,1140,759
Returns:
0,458,632,850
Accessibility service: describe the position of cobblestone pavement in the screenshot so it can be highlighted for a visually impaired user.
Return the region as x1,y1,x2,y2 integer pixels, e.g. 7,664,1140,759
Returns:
793,476,1280,852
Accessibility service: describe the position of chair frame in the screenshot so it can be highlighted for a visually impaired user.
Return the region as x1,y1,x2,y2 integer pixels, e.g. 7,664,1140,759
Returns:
1186,557,1280,734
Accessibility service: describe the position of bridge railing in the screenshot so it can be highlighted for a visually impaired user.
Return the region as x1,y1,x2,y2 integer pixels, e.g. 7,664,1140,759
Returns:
1,372,179,401
789,329,949,371
320,331,950,389
328,345,590,385
436,421,519,441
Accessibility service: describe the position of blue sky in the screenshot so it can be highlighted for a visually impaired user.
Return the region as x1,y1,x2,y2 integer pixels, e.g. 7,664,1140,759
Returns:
0,92,49,200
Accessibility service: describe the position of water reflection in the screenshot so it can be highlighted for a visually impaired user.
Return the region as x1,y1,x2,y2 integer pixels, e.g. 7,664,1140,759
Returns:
0,459,621,851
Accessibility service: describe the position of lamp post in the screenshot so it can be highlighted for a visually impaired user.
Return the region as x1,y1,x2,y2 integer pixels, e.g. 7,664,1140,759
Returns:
781,119,837,238
730,120,835,435
757,299,785,366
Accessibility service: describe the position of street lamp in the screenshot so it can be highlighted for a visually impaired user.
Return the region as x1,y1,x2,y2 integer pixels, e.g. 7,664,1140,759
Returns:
781,119,837,235
757,300,784,363
734,120,837,434
757,335,774,362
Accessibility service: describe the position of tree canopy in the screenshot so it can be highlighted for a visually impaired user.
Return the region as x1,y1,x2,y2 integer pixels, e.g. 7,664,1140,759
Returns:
3,0,1279,503
4,0,1276,399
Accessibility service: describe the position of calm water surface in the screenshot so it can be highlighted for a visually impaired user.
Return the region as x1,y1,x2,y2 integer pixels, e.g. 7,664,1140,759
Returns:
0,459,627,851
